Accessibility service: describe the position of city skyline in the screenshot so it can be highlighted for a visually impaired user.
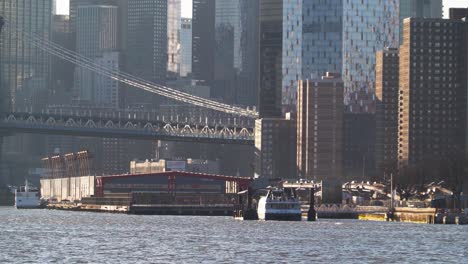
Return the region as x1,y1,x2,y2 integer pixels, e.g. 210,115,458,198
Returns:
56,0,193,17
55,0,468,18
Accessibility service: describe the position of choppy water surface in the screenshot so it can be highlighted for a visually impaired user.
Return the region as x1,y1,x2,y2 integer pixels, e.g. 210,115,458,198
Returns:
0,207,466,263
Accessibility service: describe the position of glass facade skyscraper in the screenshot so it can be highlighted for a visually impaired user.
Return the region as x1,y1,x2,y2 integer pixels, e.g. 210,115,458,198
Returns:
283,0,399,113
0,0,53,110
192,0,215,87
75,5,118,105
180,18,192,77
167,0,181,76
125,0,167,108
258,0,283,118
213,0,259,106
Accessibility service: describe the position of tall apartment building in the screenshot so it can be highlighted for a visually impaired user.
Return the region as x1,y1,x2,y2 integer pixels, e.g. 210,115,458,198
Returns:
180,18,192,77
258,0,283,118
297,74,343,202
74,5,118,106
167,0,181,77
283,0,399,113
0,0,53,110
375,48,399,177
399,0,443,42
398,18,468,178
297,74,343,180
254,114,296,179
192,0,215,87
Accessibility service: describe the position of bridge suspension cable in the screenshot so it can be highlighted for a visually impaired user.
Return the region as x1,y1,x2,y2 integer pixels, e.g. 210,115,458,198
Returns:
2,20,259,119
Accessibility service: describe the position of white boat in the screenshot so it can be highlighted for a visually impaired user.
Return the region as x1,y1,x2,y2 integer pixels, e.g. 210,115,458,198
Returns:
15,180,41,209
257,188,302,221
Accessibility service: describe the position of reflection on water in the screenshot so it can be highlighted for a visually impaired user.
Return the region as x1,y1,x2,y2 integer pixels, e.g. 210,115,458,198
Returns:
0,207,466,263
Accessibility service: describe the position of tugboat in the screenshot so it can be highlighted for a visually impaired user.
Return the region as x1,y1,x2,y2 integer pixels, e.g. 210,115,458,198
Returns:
257,187,302,221
15,180,42,209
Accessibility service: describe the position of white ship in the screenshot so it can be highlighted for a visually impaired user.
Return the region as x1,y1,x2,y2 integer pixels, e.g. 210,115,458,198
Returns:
257,188,302,221
15,180,41,209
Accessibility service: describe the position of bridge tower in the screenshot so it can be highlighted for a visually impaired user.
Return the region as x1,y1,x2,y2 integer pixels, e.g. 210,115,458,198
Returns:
0,16,5,112
0,16,6,186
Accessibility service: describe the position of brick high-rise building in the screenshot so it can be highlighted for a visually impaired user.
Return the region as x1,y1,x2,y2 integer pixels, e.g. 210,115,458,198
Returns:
375,48,399,178
398,18,468,178
399,0,442,42
254,114,296,179
297,74,343,180
296,74,343,202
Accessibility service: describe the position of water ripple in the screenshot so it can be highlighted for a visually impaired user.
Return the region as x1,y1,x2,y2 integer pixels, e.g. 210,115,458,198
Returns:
0,207,466,263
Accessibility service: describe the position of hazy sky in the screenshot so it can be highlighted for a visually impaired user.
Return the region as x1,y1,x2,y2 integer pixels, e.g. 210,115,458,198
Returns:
55,0,467,19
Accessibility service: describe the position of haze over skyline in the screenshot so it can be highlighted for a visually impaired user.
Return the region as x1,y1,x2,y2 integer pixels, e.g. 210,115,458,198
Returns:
54,0,468,18
55,0,193,17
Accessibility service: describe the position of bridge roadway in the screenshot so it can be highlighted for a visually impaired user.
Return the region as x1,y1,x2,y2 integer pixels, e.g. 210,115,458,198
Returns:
0,112,255,145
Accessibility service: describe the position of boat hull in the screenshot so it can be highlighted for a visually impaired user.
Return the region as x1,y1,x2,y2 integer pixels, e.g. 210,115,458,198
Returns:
15,192,41,209
263,213,302,221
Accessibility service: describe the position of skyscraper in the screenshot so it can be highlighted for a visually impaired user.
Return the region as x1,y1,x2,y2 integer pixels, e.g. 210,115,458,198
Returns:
398,18,468,178
284,0,399,113
74,5,118,106
297,74,343,202
375,48,399,177
51,15,74,101
399,0,443,42
0,0,53,110
192,0,215,87
126,0,167,107
213,0,241,103
258,0,283,118
180,18,192,77
237,0,259,107
167,0,181,77
213,0,259,106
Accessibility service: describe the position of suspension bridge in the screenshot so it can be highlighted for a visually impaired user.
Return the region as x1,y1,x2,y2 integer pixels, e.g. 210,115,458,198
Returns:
0,17,258,145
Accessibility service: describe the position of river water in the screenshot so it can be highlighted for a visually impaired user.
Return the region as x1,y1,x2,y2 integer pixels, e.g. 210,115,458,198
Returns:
0,207,466,263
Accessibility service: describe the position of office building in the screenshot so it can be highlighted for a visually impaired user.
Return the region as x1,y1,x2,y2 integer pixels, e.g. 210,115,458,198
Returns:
74,5,118,105
51,15,74,103
398,18,468,178
258,0,283,118
297,74,343,202
167,0,181,77
0,0,53,110
94,52,119,108
236,0,259,107
375,48,399,177
126,0,167,108
192,0,215,87
285,0,399,113
213,0,259,106
213,0,241,103
180,18,192,77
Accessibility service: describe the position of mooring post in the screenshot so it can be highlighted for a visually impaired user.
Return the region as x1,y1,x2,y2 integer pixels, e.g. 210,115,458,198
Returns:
308,187,317,221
